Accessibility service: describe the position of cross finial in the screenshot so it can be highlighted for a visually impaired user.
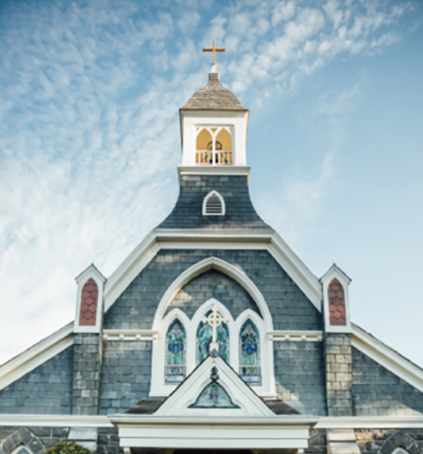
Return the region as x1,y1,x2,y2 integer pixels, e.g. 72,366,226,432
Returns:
201,304,229,353
203,39,225,70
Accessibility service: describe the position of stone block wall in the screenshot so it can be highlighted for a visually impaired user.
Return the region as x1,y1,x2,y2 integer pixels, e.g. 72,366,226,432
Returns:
103,249,322,332
274,342,327,416
97,428,121,454
0,347,73,414
307,429,327,454
323,333,353,416
355,429,423,454
352,348,423,416
99,340,151,415
72,334,101,415
0,427,70,454
165,269,260,319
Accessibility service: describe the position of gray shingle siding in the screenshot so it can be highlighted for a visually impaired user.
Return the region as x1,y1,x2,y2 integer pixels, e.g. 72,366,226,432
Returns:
157,175,271,230
165,269,261,319
0,346,73,415
274,342,327,416
103,249,322,331
99,341,152,415
352,347,423,415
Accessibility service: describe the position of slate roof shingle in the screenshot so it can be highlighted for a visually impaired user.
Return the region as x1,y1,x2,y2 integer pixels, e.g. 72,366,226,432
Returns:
181,72,247,111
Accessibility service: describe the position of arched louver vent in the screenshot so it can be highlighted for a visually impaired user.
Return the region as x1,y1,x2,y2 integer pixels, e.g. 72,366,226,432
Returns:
203,191,225,216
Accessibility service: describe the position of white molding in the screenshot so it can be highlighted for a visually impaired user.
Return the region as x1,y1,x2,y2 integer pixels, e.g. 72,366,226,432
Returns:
0,324,74,391
74,265,106,334
103,330,158,341
155,354,274,417
104,229,322,314
151,298,275,397
316,415,423,429
202,190,226,216
110,414,317,450
267,331,323,342
320,264,352,334
0,414,112,427
352,324,423,394
11,447,33,454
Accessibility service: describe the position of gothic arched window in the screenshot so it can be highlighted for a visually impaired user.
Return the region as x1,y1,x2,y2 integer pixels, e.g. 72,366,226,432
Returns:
197,311,229,364
239,319,261,385
165,319,186,384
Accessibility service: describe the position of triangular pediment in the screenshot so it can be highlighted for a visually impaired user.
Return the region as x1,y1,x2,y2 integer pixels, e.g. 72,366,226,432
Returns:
155,355,274,417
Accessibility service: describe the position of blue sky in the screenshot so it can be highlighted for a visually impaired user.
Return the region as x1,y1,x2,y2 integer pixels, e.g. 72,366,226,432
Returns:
0,0,422,367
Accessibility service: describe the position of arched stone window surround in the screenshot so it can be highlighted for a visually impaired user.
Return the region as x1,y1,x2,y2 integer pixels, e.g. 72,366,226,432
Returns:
11,447,34,454
151,292,275,397
202,190,226,216
380,432,422,454
2,429,38,454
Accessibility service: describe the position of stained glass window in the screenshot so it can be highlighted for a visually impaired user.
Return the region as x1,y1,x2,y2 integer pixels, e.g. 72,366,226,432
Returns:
188,381,240,409
197,311,229,363
165,319,186,384
239,319,261,385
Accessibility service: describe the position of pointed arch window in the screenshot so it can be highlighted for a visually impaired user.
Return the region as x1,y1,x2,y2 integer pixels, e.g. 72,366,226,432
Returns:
239,319,261,385
203,191,225,216
195,126,233,165
197,310,229,364
165,319,186,384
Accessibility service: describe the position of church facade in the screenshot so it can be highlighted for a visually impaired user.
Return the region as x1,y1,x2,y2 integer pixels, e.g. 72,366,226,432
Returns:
1,59,423,454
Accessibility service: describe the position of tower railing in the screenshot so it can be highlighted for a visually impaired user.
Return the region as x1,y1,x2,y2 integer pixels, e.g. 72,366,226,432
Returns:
196,150,233,165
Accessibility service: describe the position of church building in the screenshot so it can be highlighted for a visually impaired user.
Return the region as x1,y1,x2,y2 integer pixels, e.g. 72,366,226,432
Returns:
1,43,423,454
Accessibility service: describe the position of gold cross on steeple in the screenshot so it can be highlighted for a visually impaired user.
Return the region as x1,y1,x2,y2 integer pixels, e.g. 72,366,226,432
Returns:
203,39,225,66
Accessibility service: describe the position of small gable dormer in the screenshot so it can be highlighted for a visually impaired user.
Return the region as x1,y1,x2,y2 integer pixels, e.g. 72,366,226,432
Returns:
179,71,249,167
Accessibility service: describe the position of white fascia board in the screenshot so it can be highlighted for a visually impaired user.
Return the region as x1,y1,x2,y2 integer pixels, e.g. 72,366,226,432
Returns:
0,414,112,427
352,324,423,393
0,323,74,391
103,229,322,313
267,331,323,342
316,416,423,429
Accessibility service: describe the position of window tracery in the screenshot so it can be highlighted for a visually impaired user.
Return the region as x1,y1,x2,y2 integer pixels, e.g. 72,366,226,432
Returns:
197,310,229,363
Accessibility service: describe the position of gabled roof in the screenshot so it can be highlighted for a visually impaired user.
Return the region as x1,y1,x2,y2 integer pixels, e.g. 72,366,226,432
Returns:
125,354,298,417
181,72,247,111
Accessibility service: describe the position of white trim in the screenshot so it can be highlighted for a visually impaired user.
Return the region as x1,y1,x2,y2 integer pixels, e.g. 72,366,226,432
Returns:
0,324,74,391
352,324,423,393
202,190,226,216
155,355,274,417
178,165,251,184
103,230,322,313
103,330,158,341
267,331,323,342
74,265,106,334
11,447,33,454
316,415,423,429
320,264,352,333
110,414,316,450
0,414,112,427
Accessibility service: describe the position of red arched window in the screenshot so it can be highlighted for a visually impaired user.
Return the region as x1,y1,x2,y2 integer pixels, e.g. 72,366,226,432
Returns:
79,278,98,326
328,278,346,326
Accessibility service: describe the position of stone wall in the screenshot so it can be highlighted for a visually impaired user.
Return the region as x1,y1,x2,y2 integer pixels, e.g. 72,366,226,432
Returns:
352,348,423,416
165,269,261,319
103,249,322,332
99,341,151,415
0,427,70,454
0,347,73,415
274,342,327,416
355,429,423,454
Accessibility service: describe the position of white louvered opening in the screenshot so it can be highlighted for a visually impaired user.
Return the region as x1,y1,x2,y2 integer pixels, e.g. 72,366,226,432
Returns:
203,191,225,216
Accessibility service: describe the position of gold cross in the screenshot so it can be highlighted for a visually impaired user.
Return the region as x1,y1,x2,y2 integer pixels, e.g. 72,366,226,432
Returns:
201,304,229,353
203,39,225,66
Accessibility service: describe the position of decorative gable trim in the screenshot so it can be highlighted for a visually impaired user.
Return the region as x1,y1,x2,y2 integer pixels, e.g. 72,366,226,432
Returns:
155,355,274,417
103,229,322,312
0,323,74,391
352,324,423,393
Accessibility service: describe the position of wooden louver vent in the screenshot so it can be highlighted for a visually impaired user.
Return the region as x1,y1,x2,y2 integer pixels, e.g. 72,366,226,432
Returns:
204,191,225,216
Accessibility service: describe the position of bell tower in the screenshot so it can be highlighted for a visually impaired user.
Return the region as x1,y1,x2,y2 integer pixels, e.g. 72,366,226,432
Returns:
179,40,249,168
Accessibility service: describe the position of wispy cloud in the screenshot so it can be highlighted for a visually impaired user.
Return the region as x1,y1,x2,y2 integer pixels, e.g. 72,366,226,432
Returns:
0,0,417,364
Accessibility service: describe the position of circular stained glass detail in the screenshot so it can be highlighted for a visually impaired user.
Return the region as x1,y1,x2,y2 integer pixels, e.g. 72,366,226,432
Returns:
243,340,256,355
169,339,183,354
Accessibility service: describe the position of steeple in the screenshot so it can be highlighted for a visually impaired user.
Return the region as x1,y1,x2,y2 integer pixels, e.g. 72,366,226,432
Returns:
179,61,249,168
